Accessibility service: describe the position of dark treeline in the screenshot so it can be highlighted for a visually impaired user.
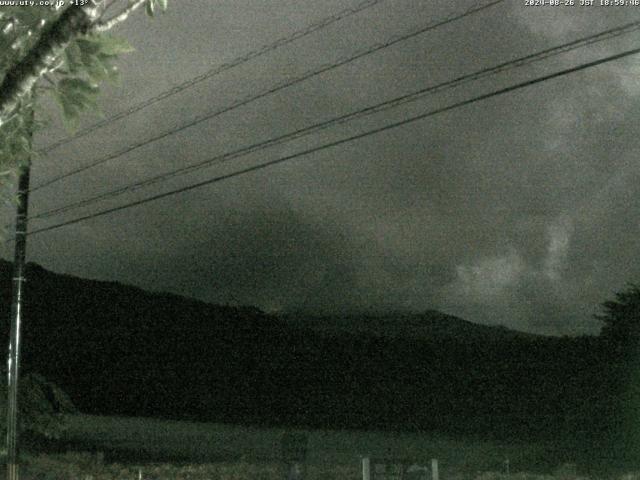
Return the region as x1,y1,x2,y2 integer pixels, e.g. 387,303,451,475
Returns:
0,260,638,469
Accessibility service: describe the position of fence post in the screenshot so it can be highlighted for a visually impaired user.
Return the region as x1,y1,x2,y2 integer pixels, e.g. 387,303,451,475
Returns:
362,456,371,480
431,459,438,480
281,432,307,480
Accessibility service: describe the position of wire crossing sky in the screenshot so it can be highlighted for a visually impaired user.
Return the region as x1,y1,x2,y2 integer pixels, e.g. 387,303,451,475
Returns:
27,17,640,223
19,44,640,239
5,0,640,336
31,0,505,193
35,0,387,158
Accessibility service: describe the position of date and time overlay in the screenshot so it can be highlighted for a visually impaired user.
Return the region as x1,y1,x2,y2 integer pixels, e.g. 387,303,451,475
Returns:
526,0,640,6
1,0,639,9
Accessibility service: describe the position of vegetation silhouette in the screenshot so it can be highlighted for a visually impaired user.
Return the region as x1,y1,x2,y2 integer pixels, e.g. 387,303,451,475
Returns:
597,284,640,350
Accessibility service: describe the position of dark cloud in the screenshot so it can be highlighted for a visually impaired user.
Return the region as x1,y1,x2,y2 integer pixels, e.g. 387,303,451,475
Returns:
3,0,639,335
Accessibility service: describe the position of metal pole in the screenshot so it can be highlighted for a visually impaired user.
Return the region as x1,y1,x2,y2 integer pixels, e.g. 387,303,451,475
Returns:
431,458,439,480
6,111,32,480
362,456,371,480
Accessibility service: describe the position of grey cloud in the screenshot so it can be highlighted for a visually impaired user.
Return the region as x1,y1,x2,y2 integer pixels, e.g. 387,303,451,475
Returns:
5,1,640,336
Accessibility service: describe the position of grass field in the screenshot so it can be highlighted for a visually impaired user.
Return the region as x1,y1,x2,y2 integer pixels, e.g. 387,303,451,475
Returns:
1,413,634,479
55,414,570,474
12,454,592,480
6,450,634,480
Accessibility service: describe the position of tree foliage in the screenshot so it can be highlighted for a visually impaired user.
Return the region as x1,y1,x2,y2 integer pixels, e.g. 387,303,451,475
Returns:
0,0,168,197
596,284,640,346
0,370,77,446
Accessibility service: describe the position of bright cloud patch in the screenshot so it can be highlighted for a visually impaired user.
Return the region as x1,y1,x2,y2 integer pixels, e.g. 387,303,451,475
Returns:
455,250,525,299
544,215,573,281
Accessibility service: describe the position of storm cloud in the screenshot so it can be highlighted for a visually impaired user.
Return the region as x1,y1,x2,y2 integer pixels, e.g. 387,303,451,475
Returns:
3,0,640,335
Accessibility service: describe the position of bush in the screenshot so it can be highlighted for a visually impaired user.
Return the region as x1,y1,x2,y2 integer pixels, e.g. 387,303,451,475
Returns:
0,369,77,446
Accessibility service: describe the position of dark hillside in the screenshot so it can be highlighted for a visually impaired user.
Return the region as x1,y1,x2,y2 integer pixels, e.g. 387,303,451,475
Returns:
280,310,542,342
0,260,627,466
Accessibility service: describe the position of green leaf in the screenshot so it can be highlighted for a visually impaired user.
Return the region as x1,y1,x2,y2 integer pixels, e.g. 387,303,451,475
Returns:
65,35,129,83
95,35,134,56
156,0,168,11
83,54,113,83
146,0,155,17
53,91,79,117
63,41,83,74
76,37,101,56
59,77,99,96
52,92,81,131
53,77,100,130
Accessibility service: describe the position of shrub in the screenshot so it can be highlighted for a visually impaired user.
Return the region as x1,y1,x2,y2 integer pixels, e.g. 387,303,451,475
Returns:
0,369,77,446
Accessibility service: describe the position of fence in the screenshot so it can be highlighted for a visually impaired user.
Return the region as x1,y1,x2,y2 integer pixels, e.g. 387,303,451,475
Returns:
361,456,439,480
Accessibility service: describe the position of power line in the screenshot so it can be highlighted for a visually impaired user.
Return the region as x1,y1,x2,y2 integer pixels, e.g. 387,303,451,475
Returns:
20,45,640,239
28,17,640,222
31,0,506,192
36,0,386,156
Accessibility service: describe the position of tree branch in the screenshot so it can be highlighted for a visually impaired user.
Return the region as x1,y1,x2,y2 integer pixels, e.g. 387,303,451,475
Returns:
0,5,95,128
94,0,147,33
0,0,154,133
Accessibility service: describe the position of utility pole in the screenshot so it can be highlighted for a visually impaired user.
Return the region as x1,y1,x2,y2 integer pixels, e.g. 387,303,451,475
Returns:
5,107,33,480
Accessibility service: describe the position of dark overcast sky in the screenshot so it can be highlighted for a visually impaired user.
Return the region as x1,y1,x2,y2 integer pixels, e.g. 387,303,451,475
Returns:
2,0,640,336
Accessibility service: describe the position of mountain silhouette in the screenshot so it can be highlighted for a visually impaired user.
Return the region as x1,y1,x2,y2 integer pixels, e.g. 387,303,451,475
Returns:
279,309,540,342
0,259,616,457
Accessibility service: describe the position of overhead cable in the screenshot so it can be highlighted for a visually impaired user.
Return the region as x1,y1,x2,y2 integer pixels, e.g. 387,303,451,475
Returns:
36,0,387,156
31,0,505,192
28,17,640,222
20,45,640,239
